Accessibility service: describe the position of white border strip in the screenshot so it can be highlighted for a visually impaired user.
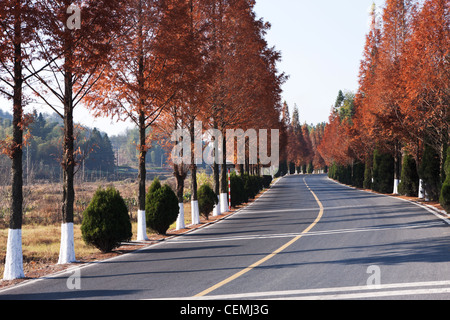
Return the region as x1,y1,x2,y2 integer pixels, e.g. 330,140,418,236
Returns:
327,177,450,225
154,280,450,300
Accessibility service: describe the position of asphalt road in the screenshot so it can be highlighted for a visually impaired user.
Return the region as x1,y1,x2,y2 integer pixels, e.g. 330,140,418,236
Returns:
2,174,450,300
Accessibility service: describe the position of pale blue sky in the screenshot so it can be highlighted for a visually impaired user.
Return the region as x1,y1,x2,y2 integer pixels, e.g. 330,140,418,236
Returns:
0,0,386,136
254,0,386,125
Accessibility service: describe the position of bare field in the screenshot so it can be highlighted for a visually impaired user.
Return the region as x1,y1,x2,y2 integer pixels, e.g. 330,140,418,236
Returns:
0,177,201,281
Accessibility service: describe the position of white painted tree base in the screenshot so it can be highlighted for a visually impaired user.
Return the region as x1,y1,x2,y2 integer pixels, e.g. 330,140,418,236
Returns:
137,210,149,241
418,179,425,199
176,203,185,230
3,229,24,280
191,200,200,225
58,223,77,264
393,179,400,194
220,193,229,213
213,195,221,217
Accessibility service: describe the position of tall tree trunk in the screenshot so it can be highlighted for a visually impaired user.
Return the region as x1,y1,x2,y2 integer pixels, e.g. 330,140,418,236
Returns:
136,1,149,240
174,164,186,230
4,9,25,279
220,128,228,212
190,118,199,224
136,109,149,240
138,112,147,211
212,119,221,216
58,66,76,264
11,16,23,233
393,140,401,194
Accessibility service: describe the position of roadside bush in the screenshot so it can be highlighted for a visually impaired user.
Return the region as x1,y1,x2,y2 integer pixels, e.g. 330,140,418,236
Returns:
243,174,260,200
148,177,162,199
230,173,268,208
307,161,314,174
420,145,441,201
262,175,273,189
275,160,288,177
363,159,372,189
81,186,132,253
231,172,246,206
328,162,337,180
372,149,394,194
440,182,450,212
146,183,179,235
352,161,365,188
440,148,450,212
198,184,219,220
398,154,419,197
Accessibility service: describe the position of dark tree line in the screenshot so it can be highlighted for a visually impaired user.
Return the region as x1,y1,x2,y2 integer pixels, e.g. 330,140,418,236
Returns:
0,111,116,180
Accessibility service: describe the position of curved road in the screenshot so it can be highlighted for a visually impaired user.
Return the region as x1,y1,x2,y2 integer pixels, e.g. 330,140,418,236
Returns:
2,174,450,300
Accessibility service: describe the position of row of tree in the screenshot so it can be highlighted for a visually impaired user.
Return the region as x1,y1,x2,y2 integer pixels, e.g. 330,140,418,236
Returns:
317,0,449,203
0,0,285,280
278,102,326,176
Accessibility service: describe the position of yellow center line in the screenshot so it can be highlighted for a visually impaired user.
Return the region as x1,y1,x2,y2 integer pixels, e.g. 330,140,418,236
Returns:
194,177,324,298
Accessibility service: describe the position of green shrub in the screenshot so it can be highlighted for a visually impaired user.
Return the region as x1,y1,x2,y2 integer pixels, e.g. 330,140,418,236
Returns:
262,175,273,189
148,177,162,199
307,161,314,174
146,184,179,235
352,161,365,188
420,145,441,201
198,184,219,220
363,160,372,189
398,154,419,197
81,186,132,253
440,182,450,212
372,149,394,193
440,147,450,212
328,162,337,180
241,173,254,200
231,172,246,206
250,175,263,196
275,160,288,177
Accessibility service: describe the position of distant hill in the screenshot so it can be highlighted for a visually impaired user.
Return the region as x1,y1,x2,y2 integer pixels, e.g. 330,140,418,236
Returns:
0,109,12,121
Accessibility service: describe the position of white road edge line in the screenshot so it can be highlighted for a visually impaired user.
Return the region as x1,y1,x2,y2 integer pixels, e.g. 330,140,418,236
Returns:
152,280,450,300
167,221,444,244
327,177,450,225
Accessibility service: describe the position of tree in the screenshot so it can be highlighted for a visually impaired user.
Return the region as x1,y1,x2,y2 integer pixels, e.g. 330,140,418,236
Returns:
27,0,124,264
0,0,40,280
84,128,115,173
85,0,189,241
402,0,450,173
204,0,285,211
176,0,212,225
374,0,416,191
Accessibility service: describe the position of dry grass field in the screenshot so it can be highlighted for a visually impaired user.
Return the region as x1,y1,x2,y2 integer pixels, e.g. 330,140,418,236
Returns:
0,176,202,279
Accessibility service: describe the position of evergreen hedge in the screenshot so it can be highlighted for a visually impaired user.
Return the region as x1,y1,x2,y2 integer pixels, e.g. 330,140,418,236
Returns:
229,173,271,207
440,147,450,212
372,150,394,194
420,145,441,201
363,159,372,189
81,186,132,253
398,153,419,197
145,180,179,235
198,184,219,220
